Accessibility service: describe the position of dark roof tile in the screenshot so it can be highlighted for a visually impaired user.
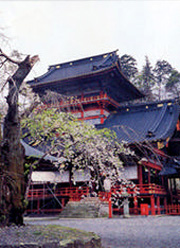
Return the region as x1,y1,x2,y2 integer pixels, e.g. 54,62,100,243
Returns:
28,51,119,85
27,51,144,103
100,100,180,144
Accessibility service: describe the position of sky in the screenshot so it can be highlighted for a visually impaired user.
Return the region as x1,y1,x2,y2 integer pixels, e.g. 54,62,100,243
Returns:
0,0,180,80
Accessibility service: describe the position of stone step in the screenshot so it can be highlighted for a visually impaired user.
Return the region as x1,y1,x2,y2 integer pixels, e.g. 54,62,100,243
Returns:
59,197,109,218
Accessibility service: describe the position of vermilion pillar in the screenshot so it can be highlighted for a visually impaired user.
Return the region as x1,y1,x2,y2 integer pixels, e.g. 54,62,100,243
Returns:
138,164,143,186
164,197,167,214
134,196,138,214
100,108,104,124
176,119,180,131
148,167,151,184
150,195,155,215
157,196,161,215
61,198,65,208
108,191,112,218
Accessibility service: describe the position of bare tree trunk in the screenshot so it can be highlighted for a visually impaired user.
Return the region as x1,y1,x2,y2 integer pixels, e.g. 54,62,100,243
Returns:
0,55,39,226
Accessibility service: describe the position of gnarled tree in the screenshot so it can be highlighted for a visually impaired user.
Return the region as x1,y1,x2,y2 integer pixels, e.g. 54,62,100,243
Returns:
0,49,39,226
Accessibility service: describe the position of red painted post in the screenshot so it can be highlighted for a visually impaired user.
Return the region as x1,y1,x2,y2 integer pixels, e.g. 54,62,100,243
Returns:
108,191,112,218
100,108,104,124
164,197,167,214
138,164,143,186
37,199,40,214
62,198,65,208
157,196,161,215
134,196,138,214
150,195,155,215
148,167,151,184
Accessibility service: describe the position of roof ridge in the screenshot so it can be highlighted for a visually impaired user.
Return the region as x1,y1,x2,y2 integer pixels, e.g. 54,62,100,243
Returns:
48,50,119,69
118,99,176,111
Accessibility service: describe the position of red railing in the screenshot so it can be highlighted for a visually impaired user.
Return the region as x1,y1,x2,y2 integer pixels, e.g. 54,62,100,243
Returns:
58,93,120,108
27,186,90,201
99,185,138,202
137,184,167,195
37,93,120,111
27,184,166,203
111,185,138,195
26,185,180,216
98,191,109,201
165,204,180,215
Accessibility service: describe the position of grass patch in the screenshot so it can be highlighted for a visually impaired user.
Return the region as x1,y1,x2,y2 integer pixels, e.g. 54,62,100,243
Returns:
32,230,42,236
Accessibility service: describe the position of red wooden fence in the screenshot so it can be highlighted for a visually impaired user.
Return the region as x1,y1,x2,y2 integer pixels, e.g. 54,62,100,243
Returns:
27,184,167,202
28,186,90,201
165,204,180,215
137,184,167,195
27,184,180,216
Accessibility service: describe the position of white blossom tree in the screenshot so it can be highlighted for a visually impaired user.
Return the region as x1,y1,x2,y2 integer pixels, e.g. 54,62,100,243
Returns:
22,107,134,194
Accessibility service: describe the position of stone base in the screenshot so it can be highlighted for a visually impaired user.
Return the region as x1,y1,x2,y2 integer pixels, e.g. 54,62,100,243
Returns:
59,197,109,218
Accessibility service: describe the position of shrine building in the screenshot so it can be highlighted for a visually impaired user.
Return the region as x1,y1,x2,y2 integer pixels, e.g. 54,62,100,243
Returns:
26,51,180,216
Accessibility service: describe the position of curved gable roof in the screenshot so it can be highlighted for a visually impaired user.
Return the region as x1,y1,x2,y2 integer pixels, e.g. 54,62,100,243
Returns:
28,51,120,85
100,100,180,144
27,51,144,103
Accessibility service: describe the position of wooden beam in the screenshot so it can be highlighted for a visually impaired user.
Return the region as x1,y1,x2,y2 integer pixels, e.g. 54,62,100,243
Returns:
142,161,162,171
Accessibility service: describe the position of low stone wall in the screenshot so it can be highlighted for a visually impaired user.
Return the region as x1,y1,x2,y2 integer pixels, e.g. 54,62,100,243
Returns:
60,197,109,218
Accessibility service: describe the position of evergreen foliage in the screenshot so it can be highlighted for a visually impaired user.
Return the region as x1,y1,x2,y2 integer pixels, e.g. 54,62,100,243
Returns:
134,56,155,101
120,54,138,81
165,70,180,98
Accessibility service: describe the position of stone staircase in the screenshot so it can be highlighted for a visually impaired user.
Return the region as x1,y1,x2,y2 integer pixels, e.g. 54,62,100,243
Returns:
59,197,109,218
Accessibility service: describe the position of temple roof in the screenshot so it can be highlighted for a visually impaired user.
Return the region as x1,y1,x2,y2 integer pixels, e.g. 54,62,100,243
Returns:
159,157,180,176
99,100,180,144
27,51,144,103
21,140,66,163
30,51,120,84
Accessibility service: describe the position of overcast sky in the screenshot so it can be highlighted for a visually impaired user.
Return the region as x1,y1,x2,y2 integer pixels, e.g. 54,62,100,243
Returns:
1,0,180,80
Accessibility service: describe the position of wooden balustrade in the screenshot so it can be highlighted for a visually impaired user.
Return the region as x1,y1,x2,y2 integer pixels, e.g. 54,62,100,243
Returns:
27,183,167,204
37,93,120,110
26,185,180,216
98,192,109,201
27,186,90,200
137,184,167,195
165,204,180,215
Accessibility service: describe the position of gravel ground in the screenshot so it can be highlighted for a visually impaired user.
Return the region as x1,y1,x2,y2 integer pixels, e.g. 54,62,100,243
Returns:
0,224,100,247
25,215,180,248
0,225,59,246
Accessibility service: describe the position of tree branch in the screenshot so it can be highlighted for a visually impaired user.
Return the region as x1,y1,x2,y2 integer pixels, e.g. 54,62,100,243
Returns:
0,49,21,65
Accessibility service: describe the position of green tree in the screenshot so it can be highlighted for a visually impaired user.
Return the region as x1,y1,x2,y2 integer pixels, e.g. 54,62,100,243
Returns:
134,56,155,101
153,60,173,100
165,69,180,98
120,54,138,81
